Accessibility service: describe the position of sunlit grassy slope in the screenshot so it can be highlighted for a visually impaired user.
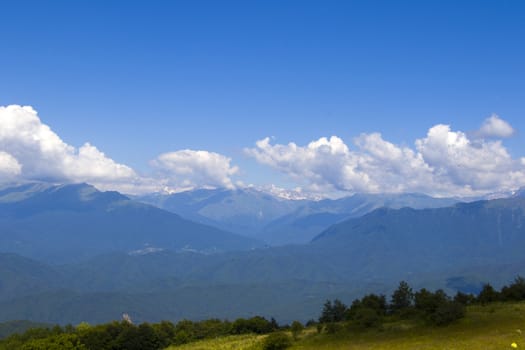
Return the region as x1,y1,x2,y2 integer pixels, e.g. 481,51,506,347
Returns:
167,334,265,350
167,302,525,350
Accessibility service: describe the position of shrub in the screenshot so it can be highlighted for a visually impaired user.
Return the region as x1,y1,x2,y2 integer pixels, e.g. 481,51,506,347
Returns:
354,307,382,328
290,321,303,340
429,301,465,326
325,322,343,334
262,332,292,350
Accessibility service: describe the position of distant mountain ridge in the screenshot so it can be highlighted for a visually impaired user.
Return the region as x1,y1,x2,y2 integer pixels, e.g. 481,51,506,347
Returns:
310,196,525,280
0,183,261,263
136,189,462,244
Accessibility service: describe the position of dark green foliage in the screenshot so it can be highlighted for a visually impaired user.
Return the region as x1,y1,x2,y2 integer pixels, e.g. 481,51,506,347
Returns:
0,315,277,350
19,333,86,350
414,289,465,325
169,318,234,344
151,321,175,348
347,293,386,327
290,321,303,340
477,283,500,304
76,323,114,350
390,281,414,313
359,294,387,315
231,316,274,334
414,289,448,315
500,276,525,301
354,307,382,328
113,322,160,350
429,301,466,326
319,299,347,323
453,291,476,305
262,332,292,350
324,322,344,334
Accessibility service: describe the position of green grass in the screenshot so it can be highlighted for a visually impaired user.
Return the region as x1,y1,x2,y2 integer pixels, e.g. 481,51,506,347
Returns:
166,334,265,350
167,302,525,349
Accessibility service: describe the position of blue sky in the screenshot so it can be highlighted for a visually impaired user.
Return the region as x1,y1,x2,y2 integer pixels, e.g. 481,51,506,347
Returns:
1,1,524,197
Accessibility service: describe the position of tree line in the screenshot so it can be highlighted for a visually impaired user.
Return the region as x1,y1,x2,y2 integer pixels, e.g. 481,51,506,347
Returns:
318,276,525,331
2,277,525,349
0,316,280,350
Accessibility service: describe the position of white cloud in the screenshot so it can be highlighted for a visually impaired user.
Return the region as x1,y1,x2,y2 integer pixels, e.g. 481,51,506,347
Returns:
476,114,515,138
0,151,22,178
245,136,371,193
0,105,137,189
0,105,244,195
246,121,525,197
151,150,239,190
2,105,523,198
416,124,523,192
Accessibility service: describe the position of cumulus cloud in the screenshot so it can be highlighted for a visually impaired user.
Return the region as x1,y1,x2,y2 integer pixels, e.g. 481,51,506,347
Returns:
476,114,515,138
0,105,137,189
0,105,244,194
246,121,525,197
0,151,22,178
245,136,374,194
416,124,524,192
2,104,523,198
151,150,239,190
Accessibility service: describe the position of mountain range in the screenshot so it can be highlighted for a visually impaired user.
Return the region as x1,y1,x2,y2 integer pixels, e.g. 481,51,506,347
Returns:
0,183,261,263
136,188,461,245
1,182,525,325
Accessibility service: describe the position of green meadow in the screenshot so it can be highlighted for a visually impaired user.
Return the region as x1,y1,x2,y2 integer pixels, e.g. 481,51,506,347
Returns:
168,302,525,350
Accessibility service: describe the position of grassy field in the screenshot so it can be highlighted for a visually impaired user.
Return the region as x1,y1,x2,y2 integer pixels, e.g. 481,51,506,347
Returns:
167,302,525,349
166,334,266,350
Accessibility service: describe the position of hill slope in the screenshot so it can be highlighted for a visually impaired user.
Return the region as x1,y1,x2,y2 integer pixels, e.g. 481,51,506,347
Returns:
312,197,525,279
0,183,261,263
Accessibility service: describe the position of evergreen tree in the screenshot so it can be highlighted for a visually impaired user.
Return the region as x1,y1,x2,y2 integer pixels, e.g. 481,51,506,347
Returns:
477,283,500,304
319,299,347,323
501,276,525,301
390,281,414,313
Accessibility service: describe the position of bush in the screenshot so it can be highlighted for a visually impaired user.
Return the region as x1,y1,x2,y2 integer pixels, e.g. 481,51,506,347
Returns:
290,321,303,340
262,332,292,350
429,301,465,326
324,322,343,334
231,316,273,335
354,307,382,328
